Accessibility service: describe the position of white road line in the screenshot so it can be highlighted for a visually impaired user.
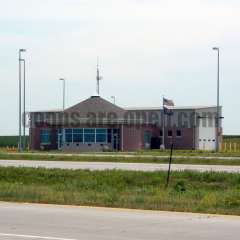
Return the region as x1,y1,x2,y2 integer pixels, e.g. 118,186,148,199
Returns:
0,233,78,240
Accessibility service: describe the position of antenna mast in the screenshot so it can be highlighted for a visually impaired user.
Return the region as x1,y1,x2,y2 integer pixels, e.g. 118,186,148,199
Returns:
96,57,102,95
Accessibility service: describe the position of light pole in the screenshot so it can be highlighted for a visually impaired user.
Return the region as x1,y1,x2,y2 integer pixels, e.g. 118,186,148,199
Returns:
59,78,65,111
18,49,26,152
22,59,26,150
111,96,116,105
213,47,220,152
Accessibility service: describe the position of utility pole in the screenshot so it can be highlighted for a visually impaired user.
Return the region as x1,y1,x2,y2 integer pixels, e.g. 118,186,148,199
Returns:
22,59,26,150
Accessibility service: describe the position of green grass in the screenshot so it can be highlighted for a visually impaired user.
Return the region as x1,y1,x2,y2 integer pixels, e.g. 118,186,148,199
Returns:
1,152,240,166
0,136,19,147
136,149,240,157
0,167,240,215
0,136,29,147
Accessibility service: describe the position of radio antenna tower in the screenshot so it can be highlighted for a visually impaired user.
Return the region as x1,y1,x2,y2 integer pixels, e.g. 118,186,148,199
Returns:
96,57,103,95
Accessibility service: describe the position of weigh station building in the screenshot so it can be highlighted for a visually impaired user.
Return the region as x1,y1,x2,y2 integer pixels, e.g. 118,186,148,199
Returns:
29,95,222,152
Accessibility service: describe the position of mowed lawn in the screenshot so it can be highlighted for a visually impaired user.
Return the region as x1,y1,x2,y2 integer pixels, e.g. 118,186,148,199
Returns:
0,167,240,215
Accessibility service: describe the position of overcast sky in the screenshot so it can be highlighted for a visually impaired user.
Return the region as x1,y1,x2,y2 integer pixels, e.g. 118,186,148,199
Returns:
0,0,239,135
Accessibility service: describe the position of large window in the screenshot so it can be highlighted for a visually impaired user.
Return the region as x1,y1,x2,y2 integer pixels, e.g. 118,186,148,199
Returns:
40,129,51,144
63,128,111,144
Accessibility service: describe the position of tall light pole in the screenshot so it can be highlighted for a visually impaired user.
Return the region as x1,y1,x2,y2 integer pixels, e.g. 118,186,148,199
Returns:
18,49,26,152
213,47,220,152
22,59,26,150
59,78,65,111
111,96,116,105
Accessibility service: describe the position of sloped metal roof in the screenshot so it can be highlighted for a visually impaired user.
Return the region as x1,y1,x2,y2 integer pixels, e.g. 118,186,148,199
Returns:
64,96,126,118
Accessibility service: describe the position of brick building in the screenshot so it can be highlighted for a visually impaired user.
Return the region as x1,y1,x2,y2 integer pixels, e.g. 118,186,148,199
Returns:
29,95,222,151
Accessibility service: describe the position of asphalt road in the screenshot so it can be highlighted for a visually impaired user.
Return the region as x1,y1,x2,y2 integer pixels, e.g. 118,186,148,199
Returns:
0,202,239,240
0,159,240,173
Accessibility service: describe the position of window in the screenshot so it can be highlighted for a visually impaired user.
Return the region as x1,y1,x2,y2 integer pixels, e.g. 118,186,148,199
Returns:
144,131,151,144
73,128,83,143
159,130,163,137
84,134,95,143
65,129,73,143
40,129,51,144
96,134,107,143
84,128,95,134
176,130,182,137
168,130,173,137
73,134,83,143
62,128,114,144
84,128,95,143
96,129,107,134
96,129,107,143
65,129,73,134
73,129,83,134
65,134,73,143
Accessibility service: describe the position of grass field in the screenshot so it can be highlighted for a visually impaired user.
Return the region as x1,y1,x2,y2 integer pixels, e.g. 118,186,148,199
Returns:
0,136,29,148
0,167,240,215
1,152,240,165
0,136,19,147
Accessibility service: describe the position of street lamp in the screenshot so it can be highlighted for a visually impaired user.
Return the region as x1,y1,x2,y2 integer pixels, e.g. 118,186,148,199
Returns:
111,96,116,105
59,78,65,111
22,58,26,150
212,47,220,152
18,49,26,152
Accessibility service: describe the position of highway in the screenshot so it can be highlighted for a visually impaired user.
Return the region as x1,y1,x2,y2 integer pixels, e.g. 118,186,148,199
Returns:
0,159,240,173
0,202,239,240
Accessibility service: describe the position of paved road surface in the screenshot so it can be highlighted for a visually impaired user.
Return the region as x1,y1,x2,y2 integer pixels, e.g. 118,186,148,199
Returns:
0,202,239,240
0,159,240,173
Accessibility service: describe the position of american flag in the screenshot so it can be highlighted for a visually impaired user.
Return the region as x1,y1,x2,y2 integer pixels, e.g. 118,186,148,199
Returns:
163,98,174,115
163,98,174,106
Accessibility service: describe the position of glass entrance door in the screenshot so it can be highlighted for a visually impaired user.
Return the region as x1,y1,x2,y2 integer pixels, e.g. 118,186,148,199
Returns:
113,129,120,151
57,129,63,150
